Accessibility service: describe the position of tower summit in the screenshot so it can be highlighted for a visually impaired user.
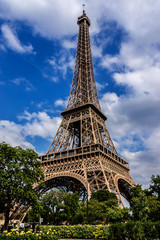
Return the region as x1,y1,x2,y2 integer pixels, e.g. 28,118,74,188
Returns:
66,6,100,111
39,8,135,207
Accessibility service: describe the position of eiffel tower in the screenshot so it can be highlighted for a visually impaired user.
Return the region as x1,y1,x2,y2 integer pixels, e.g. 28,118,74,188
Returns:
40,8,135,207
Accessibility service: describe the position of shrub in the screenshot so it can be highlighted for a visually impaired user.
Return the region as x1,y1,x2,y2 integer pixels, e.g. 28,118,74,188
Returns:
1,221,160,239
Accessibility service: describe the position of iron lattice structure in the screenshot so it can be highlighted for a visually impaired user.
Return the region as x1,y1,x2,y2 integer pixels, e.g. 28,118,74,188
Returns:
39,10,135,208
0,10,135,225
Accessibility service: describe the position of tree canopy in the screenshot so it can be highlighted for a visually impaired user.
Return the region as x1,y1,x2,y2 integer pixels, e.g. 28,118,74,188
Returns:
0,142,44,229
91,189,117,202
149,175,160,200
26,175,160,225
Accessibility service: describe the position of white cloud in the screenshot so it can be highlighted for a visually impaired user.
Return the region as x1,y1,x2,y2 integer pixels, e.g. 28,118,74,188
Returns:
121,150,160,189
18,111,62,139
100,91,160,187
0,0,160,42
0,120,34,149
51,77,59,83
96,81,108,91
1,24,34,53
48,54,74,78
18,110,37,121
91,43,103,58
0,0,81,38
0,44,6,51
0,111,62,150
62,39,77,49
10,77,35,91
145,129,160,151
54,99,68,108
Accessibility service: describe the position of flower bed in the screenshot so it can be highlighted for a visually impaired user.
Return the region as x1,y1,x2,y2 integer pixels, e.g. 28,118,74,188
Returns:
39,222,160,239
1,221,160,239
0,228,58,240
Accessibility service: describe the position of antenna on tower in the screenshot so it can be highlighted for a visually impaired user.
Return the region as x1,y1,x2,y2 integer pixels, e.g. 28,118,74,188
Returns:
82,3,85,14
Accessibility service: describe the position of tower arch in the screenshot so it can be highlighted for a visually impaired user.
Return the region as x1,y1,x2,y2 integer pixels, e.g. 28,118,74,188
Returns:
42,172,90,197
40,8,135,206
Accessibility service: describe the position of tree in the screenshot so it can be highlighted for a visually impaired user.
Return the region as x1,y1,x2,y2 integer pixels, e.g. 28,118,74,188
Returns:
59,192,80,224
149,175,160,200
38,190,80,225
130,184,149,221
147,195,160,221
39,189,66,224
91,189,118,203
105,206,123,223
0,142,44,230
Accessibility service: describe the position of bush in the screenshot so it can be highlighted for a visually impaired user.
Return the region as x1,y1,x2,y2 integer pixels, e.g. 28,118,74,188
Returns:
125,221,160,240
1,221,160,239
39,221,160,239
109,223,126,240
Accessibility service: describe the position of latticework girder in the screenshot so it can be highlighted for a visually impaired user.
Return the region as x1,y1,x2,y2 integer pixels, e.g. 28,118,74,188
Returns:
66,11,101,110
47,106,117,154
44,9,135,208
6,10,136,224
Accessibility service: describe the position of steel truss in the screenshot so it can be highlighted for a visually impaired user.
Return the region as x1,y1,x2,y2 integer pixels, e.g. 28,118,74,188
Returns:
41,10,135,207
8,9,135,223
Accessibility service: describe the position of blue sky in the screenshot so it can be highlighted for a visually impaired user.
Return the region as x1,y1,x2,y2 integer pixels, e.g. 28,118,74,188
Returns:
0,0,160,188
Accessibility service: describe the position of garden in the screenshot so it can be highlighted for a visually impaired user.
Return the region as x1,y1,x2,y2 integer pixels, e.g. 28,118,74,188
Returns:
1,143,160,240
1,222,160,239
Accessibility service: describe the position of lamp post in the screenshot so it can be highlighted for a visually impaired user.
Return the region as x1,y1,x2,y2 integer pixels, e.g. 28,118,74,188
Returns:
87,182,89,224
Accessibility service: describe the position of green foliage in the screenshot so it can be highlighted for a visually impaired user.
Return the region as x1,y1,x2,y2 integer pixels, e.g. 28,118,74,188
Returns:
62,192,80,224
129,176,160,223
149,174,160,200
147,195,160,221
105,206,124,223
38,222,160,239
109,223,126,240
26,174,160,226
40,189,66,224
130,184,149,221
91,189,117,202
25,206,43,223
1,222,160,239
68,197,129,225
29,190,81,225
0,142,44,229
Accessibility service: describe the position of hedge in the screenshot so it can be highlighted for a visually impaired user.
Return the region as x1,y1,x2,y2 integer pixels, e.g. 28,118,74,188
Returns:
39,221,160,240
0,221,160,240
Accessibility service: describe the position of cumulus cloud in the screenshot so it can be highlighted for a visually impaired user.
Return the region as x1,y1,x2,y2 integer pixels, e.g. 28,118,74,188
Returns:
122,150,160,189
1,24,33,53
0,0,81,38
18,111,62,139
0,111,61,150
96,81,108,91
54,99,68,108
48,54,74,78
0,120,34,149
0,0,160,42
100,91,160,187
62,39,77,49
